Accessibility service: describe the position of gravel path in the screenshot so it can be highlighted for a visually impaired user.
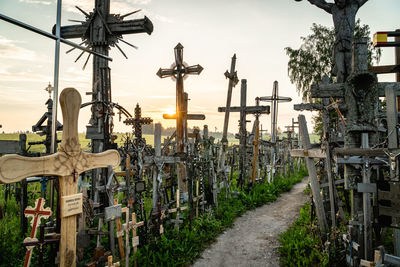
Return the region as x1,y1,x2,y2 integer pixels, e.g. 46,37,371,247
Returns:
192,177,309,267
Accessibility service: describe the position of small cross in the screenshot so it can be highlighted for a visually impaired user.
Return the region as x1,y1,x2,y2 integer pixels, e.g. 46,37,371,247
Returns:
327,96,347,126
107,255,120,267
168,189,187,229
23,197,52,267
45,83,53,99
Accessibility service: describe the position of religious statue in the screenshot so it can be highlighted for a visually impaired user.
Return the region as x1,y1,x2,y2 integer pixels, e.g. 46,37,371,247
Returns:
296,0,369,82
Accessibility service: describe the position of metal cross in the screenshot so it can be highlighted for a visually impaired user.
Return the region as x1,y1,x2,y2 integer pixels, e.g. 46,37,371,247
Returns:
124,103,153,140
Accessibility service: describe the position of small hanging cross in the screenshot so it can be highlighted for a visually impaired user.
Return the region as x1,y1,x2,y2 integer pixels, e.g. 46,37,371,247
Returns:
44,83,53,99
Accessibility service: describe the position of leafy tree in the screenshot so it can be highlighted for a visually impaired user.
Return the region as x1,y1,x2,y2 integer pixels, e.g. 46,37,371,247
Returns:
285,19,381,102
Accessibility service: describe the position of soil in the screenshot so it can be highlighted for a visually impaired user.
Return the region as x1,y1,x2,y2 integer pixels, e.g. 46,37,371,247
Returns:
192,177,309,267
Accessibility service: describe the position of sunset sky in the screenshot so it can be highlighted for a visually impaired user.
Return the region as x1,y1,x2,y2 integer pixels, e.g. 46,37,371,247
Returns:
0,0,398,135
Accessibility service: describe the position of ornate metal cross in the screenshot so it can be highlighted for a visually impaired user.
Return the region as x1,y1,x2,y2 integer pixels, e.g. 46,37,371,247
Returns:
0,88,120,267
124,103,153,140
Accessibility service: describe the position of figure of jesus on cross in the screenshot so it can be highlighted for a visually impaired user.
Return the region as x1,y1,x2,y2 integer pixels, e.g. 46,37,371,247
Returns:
296,0,369,82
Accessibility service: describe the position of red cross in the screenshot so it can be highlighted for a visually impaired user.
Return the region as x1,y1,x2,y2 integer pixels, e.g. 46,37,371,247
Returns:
23,197,52,267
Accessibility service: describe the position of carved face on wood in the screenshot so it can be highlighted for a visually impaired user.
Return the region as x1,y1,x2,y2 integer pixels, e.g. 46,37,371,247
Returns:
335,0,346,9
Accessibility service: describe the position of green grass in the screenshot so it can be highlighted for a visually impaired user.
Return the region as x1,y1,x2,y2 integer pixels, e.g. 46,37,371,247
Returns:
132,167,308,267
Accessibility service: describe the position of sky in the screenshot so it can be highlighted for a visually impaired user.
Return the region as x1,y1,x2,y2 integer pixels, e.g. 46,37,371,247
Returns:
0,0,399,135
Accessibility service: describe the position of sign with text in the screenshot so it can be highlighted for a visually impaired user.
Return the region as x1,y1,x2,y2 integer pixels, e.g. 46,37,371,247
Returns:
61,193,83,218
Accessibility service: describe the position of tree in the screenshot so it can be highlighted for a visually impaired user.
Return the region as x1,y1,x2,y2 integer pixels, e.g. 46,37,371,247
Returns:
285,19,381,102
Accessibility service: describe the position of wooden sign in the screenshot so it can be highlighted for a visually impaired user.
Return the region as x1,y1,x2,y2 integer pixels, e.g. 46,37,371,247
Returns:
61,193,82,218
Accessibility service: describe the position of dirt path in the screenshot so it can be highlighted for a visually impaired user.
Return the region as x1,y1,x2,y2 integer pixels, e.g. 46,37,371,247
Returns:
192,178,309,267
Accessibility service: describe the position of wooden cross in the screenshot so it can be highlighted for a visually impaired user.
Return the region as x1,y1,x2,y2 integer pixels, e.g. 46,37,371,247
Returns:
157,43,203,193
192,180,206,217
327,96,347,126
129,213,144,256
218,79,269,186
168,189,188,229
107,255,120,267
259,81,292,144
0,88,120,267
217,54,239,195
22,197,52,267
292,115,328,234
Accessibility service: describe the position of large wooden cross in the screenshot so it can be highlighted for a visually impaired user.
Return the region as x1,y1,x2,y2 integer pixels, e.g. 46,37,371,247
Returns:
157,43,203,192
218,79,270,186
0,88,120,267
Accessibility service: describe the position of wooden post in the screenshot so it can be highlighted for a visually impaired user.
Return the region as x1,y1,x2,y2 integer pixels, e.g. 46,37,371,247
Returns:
113,199,125,259
251,117,260,184
0,88,120,267
298,115,328,234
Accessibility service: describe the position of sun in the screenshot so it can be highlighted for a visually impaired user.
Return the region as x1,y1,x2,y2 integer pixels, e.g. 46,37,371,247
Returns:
163,107,176,115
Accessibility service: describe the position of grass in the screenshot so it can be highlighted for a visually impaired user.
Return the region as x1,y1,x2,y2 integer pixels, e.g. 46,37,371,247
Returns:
132,167,308,267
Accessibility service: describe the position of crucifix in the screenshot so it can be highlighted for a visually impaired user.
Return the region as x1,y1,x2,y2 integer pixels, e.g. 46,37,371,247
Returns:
59,0,153,205
295,0,369,82
218,79,270,187
157,44,203,193
0,88,120,267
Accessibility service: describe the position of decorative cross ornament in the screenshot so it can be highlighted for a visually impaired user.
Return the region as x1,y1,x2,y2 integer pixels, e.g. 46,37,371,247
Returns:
124,103,153,140
45,83,54,99
0,88,120,267
23,197,52,267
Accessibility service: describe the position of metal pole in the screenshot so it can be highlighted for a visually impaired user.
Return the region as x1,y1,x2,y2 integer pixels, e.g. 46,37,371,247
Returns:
49,0,62,218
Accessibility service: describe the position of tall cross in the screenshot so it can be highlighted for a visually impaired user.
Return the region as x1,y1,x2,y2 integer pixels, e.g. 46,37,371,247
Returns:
259,81,292,144
157,43,203,192
218,79,270,186
23,197,52,267
0,88,120,267
60,0,153,204
217,54,239,191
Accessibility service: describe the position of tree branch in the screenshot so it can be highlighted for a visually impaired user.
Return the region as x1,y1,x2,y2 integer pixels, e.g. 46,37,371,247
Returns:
307,0,333,14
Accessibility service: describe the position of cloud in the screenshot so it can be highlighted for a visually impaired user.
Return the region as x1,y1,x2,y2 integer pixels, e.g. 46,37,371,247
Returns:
0,36,37,61
63,0,152,15
0,69,50,82
19,0,52,5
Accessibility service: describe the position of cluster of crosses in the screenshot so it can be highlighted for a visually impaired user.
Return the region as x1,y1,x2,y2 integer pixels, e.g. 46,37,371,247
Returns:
1,0,400,266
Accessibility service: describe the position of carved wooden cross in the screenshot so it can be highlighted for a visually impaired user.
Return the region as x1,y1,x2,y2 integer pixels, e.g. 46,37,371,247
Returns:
0,88,120,267
22,197,52,267
157,43,203,192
